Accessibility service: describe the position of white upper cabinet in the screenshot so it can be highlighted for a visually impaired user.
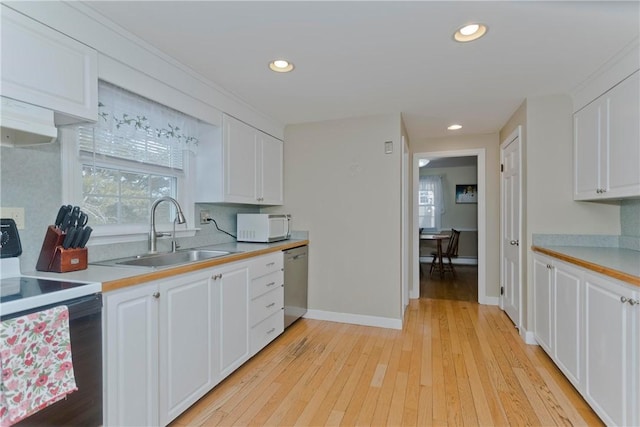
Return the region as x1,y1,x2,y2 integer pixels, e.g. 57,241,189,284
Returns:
258,132,285,205
0,5,97,123
574,71,640,200
196,114,284,205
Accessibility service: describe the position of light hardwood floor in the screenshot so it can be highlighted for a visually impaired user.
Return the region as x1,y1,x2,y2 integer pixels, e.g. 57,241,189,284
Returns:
420,264,478,302
171,298,602,426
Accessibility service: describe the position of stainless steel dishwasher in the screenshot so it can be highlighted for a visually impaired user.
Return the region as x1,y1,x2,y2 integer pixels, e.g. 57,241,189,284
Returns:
283,245,308,328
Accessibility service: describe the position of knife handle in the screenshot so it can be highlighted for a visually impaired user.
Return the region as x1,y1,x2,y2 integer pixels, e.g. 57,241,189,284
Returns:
63,227,77,249
71,227,85,248
78,226,92,248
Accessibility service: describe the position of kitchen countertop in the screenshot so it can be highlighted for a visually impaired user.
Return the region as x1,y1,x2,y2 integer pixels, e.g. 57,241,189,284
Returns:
532,245,640,287
24,239,309,293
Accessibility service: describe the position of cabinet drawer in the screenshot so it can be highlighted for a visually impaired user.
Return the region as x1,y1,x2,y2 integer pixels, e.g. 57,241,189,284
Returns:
250,270,283,299
250,310,284,355
250,252,283,279
250,287,283,327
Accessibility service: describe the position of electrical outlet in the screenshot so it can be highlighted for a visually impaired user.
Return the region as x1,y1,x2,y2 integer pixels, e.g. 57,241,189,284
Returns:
1,207,25,229
200,209,211,224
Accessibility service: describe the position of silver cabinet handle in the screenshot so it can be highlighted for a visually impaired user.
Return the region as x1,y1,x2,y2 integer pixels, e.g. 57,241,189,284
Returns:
266,282,276,287
266,328,276,334
510,240,519,246
153,292,160,299
266,262,275,267
211,273,222,280
628,299,638,306
266,302,276,308
620,296,628,303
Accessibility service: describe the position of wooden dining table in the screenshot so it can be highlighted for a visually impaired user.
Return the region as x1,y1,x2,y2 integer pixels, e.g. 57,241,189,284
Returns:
420,233,450,278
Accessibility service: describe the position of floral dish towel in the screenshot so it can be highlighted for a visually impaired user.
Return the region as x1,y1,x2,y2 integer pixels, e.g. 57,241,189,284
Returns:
0,306,77,426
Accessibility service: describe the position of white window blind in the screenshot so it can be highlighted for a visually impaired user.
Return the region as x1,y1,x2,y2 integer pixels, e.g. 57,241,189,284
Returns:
77,81,199,170
419,174,445,232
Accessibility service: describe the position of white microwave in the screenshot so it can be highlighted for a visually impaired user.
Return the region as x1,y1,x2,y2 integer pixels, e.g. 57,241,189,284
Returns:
236,214,291,243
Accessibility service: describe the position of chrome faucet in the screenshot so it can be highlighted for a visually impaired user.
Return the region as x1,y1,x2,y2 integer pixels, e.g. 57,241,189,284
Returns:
149,196,186,253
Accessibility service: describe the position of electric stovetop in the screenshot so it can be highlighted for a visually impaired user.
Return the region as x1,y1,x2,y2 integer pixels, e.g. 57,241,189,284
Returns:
1,218,101,317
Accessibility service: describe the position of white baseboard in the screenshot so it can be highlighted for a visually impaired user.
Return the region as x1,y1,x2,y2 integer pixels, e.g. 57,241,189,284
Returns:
304,309,402,330
521,328,538,345
478,295,500,305
418,256,478,266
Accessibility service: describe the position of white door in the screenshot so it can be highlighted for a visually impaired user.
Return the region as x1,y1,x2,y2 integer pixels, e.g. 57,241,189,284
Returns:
500,128,522,327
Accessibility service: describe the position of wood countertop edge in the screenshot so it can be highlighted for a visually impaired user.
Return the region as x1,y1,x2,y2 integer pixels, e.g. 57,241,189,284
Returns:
531,246,640,288
102,240,309,293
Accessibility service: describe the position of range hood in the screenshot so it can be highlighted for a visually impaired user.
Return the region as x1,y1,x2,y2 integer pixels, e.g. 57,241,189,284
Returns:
1,97,57,146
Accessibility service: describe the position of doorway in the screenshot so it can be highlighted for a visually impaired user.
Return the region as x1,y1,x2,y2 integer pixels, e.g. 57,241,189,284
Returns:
412,149,487,304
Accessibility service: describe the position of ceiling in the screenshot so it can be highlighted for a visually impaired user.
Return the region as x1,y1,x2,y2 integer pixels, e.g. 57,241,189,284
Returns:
83,1,639,142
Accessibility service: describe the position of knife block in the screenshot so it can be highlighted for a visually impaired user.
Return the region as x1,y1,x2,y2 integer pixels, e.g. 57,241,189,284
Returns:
48,247,88,273
36,225,88,272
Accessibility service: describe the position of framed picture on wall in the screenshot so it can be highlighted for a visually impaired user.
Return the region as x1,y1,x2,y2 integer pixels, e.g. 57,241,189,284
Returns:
455,184,477,204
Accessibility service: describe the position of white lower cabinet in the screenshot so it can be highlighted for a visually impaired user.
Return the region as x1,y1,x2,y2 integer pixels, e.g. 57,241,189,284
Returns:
214,261,250,378
104,252,286,426
248,252,285,357
158,270,217,426
584,272,639,427
533,255,554,354
104,282,159,427
533,252,639,426
533,255,582,388
553,263,582,388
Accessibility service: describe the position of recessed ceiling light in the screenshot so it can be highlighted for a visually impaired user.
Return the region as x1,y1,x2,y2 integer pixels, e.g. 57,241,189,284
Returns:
269,59,294,73
453,23,487,42
447,124,463,130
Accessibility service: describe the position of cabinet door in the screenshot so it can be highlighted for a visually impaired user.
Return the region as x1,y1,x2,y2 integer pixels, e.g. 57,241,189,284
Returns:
584,273,635,426
553,263,582,388
216,262,250,377
574,99,603,200
533,254,553,354
104,283,159,427
258,133,284,205
606,71,640,198
224,115,258,204
158,271,216,426
0,5,97,122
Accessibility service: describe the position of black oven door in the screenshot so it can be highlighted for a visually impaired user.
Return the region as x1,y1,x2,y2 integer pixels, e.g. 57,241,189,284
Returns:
2,294,103,426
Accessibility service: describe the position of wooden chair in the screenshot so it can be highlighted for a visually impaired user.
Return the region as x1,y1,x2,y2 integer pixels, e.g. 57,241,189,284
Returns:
429,229,461,277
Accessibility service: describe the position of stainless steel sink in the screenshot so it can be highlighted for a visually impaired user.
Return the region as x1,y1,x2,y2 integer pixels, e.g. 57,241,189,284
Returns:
94,250,233,269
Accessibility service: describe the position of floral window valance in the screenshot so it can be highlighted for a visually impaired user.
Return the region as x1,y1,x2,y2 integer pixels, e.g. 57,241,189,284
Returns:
74,81,201,170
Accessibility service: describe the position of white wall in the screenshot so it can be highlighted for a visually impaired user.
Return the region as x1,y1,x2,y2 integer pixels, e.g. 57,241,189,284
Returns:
420,165,478,230
271,114,403,324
